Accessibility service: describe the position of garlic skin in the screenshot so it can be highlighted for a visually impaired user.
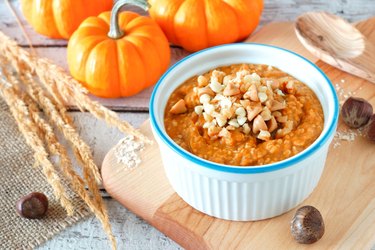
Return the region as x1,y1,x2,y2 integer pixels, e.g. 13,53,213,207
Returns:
341,97,373,128
364,114,375,142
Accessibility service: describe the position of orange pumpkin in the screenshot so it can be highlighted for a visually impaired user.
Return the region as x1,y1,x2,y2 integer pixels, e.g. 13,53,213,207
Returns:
21,0,113,39
67,0,170,98
148,0,264,52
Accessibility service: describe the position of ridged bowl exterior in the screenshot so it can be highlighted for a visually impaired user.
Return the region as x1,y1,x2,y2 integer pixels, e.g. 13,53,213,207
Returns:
155,135,331,221
150,44,339,221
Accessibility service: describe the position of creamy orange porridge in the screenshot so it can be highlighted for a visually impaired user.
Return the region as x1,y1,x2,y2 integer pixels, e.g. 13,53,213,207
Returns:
164,64,324,166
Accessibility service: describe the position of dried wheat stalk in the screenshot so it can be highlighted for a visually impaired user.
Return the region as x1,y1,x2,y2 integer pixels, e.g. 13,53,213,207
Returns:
0,31,151,145
0,29,157,250
26,98,116,249
21,72,102,184
21,72,112,228
0,61,117,250
0,75,74,216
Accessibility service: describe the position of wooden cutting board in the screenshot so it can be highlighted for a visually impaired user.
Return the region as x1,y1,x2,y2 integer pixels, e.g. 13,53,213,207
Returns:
102,19,375,249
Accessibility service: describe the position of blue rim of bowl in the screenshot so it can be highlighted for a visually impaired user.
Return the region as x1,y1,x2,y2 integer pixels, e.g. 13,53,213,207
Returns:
150,43,339,174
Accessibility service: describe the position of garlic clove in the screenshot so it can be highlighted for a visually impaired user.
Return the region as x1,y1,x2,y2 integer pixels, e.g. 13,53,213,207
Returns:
341,97,373,128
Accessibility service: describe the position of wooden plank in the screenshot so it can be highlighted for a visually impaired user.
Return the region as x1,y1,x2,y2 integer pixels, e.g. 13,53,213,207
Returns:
2,0,375,112
101,20,375,249
0,0,67,46
0,0,147,46
261,0,375,24
245,22,317,62
24,47,189,111
38,192,182,250
1,0,374,249
3,0,375,47
67,112,148,167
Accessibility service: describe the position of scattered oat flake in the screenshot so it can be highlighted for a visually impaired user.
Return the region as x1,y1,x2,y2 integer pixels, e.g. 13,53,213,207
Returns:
332,80,365,149
332,127,360,149
114,135,145,168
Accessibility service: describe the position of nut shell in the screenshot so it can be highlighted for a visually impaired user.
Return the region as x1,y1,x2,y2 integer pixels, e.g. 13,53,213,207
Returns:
291,205,325,244
341,97,373,128
16,192,49,219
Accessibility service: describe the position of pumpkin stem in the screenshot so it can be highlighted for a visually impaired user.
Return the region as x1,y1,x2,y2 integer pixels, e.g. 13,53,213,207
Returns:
108,0,150,39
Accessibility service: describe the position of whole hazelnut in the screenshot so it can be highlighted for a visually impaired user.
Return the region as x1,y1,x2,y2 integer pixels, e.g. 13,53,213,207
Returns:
341,97,373,128
291,205,325,244
16,192,49,219
364,114,375,142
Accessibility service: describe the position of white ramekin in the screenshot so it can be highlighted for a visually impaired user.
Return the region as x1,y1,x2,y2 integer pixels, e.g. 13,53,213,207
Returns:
150,44,339,221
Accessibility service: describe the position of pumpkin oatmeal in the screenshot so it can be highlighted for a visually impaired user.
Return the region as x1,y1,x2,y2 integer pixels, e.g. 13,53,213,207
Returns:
164,64,324,166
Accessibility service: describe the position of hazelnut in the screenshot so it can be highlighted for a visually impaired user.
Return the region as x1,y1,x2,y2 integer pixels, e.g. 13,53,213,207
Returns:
16,192,49,219
291,205,324,244
364,114,375,141
341,97,373,128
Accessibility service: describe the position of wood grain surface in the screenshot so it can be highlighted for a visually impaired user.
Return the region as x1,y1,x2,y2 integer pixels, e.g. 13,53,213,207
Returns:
295,13,375,84
102,20,375,249
0,0,374,249
2,0,374,112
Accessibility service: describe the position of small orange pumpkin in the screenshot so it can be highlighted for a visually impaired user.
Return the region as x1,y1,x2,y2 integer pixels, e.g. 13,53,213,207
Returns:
148,0,264,52
67,0,170,98
21,0,113,39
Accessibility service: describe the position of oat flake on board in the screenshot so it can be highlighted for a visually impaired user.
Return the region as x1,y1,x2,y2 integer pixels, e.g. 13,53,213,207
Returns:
332,79,363,148
114,135,145,168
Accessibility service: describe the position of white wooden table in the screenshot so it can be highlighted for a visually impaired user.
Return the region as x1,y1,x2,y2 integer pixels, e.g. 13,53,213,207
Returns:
1,0,374,249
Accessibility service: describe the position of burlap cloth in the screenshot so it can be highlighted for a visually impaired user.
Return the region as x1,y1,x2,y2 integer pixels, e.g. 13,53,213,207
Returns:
0,98,91,249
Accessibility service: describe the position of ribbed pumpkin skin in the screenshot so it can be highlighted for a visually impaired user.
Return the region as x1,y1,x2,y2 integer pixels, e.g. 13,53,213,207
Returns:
148,0,263,52
21,0,113,39
67,12,171,98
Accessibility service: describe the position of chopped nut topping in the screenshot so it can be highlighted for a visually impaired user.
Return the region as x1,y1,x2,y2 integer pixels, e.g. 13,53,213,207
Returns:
266,79,280,90
244,84,259,102
203,112,213,122
170,99,187,114
190,66,292,141
260,107,272,121
267,116,278,133
258,130,271,141
210,78,223,92
235,107,246,117
199,94,211,104
194,105,204,115
286,80,295,94
223,82,240,96
242,123,251,134
216,115,227,127
197,75,208,87
208,126,221,137
228,118,240,128
270,100,286,111
240,99,251,108
276,115,288,123
237,116,247,126
247,105,262,122
198,87,215,97
219,127,230,138
253,115,268,134
226,125,235,131
258,92,268,103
